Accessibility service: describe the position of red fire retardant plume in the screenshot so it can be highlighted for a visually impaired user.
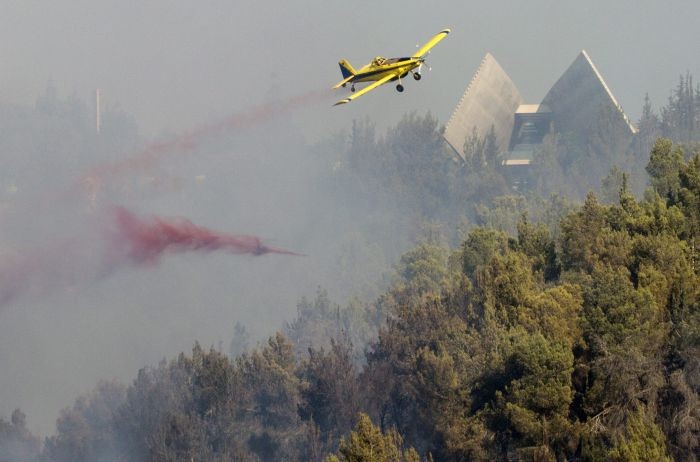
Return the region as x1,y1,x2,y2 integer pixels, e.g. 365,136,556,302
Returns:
111,206,302,264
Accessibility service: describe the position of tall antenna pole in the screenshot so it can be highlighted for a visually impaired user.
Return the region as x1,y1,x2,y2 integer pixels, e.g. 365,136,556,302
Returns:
95,89,101,133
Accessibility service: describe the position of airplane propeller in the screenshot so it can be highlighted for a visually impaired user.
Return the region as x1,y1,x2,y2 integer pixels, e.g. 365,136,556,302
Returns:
414,57,432,81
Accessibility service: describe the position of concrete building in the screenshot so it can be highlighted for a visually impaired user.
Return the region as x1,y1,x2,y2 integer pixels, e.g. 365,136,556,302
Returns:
443,50,636,166
443,53,523,159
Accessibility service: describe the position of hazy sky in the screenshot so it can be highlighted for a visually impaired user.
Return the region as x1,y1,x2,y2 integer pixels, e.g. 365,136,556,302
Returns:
1,0,699,436
1,0,699,138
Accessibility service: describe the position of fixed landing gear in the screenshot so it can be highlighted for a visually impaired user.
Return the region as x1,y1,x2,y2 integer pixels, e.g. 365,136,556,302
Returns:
396,72,405,92
413,72,421,81
351,85,356,92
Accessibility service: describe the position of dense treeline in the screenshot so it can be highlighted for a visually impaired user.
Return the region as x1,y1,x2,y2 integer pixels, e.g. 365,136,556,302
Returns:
360,137,700,460
2,77,700,461
3,137,698,461
325,80,700,243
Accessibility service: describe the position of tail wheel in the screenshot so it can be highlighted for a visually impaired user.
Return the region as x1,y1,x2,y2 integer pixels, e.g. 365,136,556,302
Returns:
396,84,404,92
351,85,356,92
413,73,421,81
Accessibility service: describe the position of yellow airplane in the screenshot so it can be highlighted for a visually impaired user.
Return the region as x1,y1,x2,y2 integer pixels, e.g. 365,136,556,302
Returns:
332,28,450,106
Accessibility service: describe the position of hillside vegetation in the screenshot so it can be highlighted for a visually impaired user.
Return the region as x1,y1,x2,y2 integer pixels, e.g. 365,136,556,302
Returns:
2,77,700,461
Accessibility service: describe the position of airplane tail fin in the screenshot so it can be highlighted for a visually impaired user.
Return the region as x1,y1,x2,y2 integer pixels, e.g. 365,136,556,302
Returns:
338,59,357,78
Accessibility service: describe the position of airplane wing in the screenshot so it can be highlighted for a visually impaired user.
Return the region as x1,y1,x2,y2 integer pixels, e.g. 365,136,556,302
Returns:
412,29,450,58
332,74,355,89
333,73,397,105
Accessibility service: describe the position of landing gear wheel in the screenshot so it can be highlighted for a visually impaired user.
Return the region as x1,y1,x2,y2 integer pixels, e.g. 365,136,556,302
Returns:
351,85,356,92
396,84,404,92
413,73,421,81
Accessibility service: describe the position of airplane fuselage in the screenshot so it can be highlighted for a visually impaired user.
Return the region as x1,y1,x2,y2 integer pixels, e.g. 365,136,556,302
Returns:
351,57,423,83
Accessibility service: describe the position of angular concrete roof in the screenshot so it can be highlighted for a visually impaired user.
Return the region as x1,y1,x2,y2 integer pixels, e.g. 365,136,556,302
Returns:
541,50,636,135
443,53,524,160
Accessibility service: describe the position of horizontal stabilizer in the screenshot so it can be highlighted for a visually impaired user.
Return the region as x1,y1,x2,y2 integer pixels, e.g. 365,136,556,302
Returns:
332,73,396,106
332,74,354,90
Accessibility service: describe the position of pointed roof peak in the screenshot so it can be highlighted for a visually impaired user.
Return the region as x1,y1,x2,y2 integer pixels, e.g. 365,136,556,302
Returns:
443,52,523,158
542,49,637,134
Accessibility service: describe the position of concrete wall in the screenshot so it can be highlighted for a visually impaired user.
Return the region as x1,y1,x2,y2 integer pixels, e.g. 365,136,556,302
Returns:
443,53,524,159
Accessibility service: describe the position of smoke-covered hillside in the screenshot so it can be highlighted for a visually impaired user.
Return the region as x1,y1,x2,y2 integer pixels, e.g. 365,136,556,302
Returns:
1,2,700,460
1,72,699,460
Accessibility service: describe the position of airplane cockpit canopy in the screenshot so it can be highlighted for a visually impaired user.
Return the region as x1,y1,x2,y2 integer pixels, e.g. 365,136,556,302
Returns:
372,56,387,66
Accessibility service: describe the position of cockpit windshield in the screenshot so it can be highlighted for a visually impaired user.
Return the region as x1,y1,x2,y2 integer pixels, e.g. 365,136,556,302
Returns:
372,56,387,66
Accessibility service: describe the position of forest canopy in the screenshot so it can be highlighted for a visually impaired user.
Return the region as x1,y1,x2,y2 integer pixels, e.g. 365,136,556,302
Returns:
2,76,700,461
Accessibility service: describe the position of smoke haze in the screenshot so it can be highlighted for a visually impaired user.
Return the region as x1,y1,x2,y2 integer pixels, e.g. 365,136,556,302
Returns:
83,89,329,185
0,0,699,438
1,1,698,138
